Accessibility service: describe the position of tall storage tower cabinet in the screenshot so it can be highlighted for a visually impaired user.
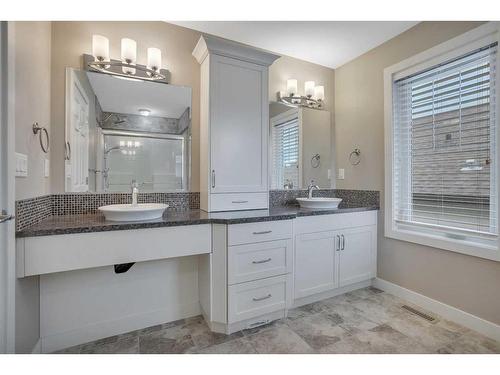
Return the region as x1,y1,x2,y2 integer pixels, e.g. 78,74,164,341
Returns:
193,35,280,212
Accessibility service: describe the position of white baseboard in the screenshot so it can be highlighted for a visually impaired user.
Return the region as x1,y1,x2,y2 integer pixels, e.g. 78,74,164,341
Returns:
373,278,500,342
40,302,201,353
31,339,41,354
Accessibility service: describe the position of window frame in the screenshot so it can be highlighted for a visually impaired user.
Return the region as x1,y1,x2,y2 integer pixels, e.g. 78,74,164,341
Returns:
384,22,500,261
270,108,301,189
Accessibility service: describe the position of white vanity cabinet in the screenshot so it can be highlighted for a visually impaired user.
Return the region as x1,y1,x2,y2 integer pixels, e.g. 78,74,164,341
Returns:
193,35,280,212
293,211,377,304
199,220,293,334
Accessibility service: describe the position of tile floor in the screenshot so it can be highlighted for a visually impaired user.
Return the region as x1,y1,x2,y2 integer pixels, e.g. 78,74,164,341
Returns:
53,287,500,354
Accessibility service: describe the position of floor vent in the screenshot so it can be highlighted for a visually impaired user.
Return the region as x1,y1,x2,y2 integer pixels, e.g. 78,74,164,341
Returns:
401,305,436,322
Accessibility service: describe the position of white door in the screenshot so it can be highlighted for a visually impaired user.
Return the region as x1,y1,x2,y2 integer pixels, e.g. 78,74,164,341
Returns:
294,231,338,299
338,226,376,287
0,21,16,353
65,69,89,192
210,55,268,193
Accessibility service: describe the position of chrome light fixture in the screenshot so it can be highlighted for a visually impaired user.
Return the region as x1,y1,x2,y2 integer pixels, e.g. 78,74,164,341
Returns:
85,35,170,83
278,78,325,109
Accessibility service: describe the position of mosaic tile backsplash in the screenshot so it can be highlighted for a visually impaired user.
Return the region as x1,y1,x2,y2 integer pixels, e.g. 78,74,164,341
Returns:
269,189,379,208
16,192,200,232
16,189,378,232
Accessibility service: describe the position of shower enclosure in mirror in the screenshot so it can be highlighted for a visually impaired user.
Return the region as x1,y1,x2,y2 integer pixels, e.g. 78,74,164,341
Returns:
269,101,332,189
65,68,191,192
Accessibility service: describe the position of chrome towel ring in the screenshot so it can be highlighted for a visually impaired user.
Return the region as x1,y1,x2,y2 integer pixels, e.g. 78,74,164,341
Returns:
33,122,49,153
349,148,361,165
311,154,321,168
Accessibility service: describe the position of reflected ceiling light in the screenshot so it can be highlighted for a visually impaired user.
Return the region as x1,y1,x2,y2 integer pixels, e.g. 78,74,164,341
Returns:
86,35,168,83
278,79,325,110
138,108,151,117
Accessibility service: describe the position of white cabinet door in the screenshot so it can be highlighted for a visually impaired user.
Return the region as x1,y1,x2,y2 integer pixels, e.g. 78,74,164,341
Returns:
338,226,376,287
210,55,268,193
294,231,338,299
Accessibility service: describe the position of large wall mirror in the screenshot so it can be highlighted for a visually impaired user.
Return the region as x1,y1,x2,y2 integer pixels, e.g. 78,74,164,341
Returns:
269,102,332,189
65,69,191,193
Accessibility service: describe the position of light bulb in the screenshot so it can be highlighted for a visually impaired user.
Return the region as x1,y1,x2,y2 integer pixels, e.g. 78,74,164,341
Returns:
314,86,325,101
121,38,137,75
92,35,109,62
305,81,315,98
286,79,298,97
147,47,162,72
138,108,150,116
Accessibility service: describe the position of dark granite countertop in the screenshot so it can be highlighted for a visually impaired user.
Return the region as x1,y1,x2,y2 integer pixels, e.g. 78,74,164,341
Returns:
16,203,379,238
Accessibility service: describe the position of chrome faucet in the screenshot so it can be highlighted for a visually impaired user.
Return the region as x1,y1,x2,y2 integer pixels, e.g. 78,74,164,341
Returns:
131,180,139,206
307,180,320,199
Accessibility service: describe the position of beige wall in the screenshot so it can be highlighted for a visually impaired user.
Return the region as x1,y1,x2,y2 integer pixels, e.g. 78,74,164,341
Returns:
14,22,52,200
48,22,336,194
334,21,500,324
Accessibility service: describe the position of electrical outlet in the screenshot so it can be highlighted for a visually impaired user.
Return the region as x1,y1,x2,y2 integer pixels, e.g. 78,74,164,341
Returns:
337,168,345,180
15,153,28,177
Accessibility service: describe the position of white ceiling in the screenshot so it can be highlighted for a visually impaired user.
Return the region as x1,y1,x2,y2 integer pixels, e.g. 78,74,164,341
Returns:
171,21,419,68
86,72,191,118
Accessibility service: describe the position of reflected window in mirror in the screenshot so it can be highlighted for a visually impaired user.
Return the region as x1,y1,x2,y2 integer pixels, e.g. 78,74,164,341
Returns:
271,108,299,189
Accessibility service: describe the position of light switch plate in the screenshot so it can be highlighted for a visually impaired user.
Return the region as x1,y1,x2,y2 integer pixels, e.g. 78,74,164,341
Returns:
15,153,28,177
44,158,50,177
337,168,345,180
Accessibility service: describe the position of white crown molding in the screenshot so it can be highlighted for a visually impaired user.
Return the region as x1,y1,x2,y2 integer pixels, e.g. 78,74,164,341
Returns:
192,34,280,66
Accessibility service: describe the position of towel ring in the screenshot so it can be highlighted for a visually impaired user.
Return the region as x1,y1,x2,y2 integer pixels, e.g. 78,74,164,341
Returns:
311,154,320,168
33,122,49,153
349,148,361,165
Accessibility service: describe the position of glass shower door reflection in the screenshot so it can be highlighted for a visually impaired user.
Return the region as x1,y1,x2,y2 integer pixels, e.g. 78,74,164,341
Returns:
103,133,186,192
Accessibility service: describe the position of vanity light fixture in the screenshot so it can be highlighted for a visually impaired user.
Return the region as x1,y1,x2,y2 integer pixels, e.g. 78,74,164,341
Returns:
278,79,325,109
85,35,170,83
121,38,137,75
138,108,151,117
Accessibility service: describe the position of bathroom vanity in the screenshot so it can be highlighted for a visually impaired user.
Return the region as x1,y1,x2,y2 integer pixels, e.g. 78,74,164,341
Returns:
13,34,379,353
16,202,378,352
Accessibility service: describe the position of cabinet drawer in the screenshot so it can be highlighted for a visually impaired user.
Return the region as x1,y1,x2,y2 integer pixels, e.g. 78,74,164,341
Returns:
210,192,268,212
228,275,287,323
228,220,292,246
228,239,292,285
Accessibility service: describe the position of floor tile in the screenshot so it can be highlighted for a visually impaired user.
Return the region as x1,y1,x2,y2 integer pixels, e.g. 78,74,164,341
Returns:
80,336,139,354
440,331,500,354
286,311,351,351
246,325,314,354
189,337,257,354
50,288,500,355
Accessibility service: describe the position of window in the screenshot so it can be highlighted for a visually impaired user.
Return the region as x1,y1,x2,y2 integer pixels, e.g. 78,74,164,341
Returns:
385,23,500,261
271,116,299,189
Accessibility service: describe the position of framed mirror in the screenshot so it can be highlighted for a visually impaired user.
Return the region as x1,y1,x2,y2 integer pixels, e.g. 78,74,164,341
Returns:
65,69,192,193
269,101,332,189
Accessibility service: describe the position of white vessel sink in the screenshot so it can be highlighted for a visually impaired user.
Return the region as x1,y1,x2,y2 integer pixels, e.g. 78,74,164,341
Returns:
98,203,169,222
296,197,342,210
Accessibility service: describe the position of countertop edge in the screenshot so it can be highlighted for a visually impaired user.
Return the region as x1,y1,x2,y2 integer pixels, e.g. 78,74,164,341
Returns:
16,206,379,238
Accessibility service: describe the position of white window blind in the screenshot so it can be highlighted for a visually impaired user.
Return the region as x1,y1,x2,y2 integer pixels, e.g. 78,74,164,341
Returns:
392,42,498,239
271,118,299,189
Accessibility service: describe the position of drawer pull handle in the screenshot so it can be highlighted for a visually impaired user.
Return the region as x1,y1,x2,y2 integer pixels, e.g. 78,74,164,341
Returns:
252,230,272,235
232,200,249,204
252,258,272,264
253,294,272,302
